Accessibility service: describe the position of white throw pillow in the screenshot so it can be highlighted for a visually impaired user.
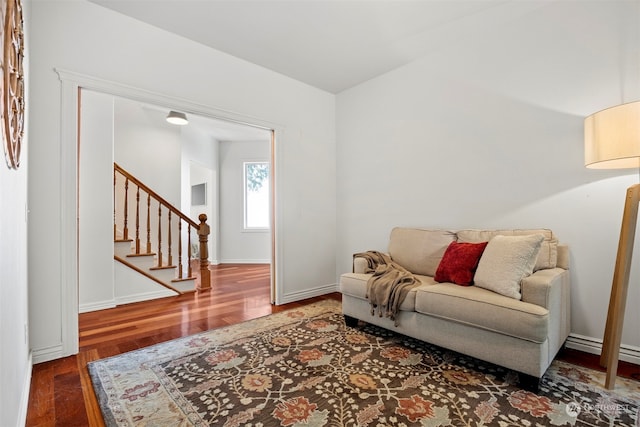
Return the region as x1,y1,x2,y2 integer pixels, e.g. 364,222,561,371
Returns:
474,234,544,299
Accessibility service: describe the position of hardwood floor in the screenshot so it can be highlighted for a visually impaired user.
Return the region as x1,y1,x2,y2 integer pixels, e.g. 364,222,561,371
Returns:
25,264,638,426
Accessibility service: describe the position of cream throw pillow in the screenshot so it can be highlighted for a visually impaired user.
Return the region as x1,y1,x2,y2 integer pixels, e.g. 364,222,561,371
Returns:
474,234,544,300
456,229,558,271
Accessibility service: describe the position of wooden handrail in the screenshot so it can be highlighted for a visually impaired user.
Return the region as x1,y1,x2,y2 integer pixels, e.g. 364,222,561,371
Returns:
114,163,198,229
113,162,210,289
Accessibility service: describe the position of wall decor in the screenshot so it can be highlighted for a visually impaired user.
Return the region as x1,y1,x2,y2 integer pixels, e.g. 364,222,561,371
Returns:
1,0,24,170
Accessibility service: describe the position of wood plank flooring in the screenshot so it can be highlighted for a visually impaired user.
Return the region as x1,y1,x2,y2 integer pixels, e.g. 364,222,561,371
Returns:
25,264,639,426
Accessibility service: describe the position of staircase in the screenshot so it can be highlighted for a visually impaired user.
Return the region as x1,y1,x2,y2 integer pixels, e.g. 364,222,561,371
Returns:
113,240,196,294
113,163,211,294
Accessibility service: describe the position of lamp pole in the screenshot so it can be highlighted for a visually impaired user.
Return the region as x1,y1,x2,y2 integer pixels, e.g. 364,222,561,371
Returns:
585,101,640,390
599,184,640,389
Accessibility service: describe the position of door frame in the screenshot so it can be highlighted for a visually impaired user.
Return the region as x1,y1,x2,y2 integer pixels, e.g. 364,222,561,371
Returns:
56,68,282,357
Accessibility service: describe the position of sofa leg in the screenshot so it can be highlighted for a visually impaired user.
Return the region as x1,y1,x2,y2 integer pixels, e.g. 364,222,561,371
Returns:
343,315,359,327
519,374,541,393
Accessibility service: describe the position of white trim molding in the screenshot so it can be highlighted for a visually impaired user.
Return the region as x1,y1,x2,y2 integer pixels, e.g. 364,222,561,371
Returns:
565,333,640,365
18,352,33,426
54,69,281,132
220,259,271,264
32,344,65,364
115,290,176,307
78,290,177,313
50,68,286,362
78,300,116,314
58,71,80,359
279,283,339,305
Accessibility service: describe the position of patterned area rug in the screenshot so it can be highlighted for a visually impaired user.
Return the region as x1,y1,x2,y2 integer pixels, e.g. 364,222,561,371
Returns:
88,299,640,426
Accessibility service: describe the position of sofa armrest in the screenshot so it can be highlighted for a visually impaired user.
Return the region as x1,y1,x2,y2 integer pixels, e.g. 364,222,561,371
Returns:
353,253,390,273
353,257,368,274
556,244,570,270
521,268,569,309
521,267,571,361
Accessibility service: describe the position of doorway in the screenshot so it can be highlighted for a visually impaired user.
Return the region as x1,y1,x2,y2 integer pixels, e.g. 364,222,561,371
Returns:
78,89,275,313
53,70,284,360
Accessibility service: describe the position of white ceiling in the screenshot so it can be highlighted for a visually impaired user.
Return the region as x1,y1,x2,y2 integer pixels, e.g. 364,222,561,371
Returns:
113,96,272,142
88,0,554,94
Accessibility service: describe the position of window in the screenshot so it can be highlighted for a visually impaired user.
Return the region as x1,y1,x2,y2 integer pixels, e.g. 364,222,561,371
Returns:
244,162,270,230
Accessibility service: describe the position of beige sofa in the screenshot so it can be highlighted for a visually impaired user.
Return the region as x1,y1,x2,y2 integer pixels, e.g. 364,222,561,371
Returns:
339,227,570,387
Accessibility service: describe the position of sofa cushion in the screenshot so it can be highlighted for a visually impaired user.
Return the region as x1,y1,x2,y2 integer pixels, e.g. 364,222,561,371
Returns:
388,228,456,276
340,272,435,312
434,241,488,286
474,234,544,300
456,229,558,271
415,283,549,343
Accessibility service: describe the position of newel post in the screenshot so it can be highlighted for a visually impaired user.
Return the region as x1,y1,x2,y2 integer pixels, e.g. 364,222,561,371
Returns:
197,213,211,291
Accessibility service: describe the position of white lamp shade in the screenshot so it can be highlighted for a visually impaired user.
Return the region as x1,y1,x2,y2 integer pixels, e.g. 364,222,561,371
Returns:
585,101,640,169
166,111,188,125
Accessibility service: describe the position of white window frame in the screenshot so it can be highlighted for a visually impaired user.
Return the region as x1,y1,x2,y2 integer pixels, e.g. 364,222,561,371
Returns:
243,161,270,231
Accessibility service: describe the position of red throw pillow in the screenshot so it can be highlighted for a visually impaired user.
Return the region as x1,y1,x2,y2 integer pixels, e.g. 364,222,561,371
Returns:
434,241,489,286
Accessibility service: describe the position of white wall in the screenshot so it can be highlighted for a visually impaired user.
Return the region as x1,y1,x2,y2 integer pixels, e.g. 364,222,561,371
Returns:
79,94,185,312
182,127,218,263
1,1,31,425
78,90,115,309
115,98,182,206
0,125,31,426
28,0,336,362
113,262,174,305
336,1,640,358
219,140,271,263
114,97,184,278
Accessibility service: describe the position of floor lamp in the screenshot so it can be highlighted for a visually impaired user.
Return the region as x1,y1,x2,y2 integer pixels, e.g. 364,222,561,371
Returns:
584,100,640,390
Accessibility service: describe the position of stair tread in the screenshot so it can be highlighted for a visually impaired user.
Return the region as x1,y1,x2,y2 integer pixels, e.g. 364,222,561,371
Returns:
114,239,133,243
171,276,196,283
114,256,184,295
126,252,157,258
150,265,177,271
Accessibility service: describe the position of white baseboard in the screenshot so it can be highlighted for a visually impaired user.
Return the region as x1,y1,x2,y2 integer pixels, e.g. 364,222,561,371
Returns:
32,344,65,364
115,289,175,306
278,283,339,305
79,300,116,314
79,289,176,313
19,351,33,427
565,333,640,365
219,259,270,264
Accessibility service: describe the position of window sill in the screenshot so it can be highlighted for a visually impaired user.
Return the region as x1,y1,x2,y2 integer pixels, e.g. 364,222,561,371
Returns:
243,228,270,233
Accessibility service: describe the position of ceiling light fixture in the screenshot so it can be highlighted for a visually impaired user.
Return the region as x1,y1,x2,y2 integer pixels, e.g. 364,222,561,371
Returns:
166,110,188,125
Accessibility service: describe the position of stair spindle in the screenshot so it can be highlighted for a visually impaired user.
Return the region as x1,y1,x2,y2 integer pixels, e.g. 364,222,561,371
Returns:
123,178,129,240
178,220,183,279
146,193,151,253
113,168,116,241
157,204,163,267
188,224,193,278
135,186,141,254
167,210,173,267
